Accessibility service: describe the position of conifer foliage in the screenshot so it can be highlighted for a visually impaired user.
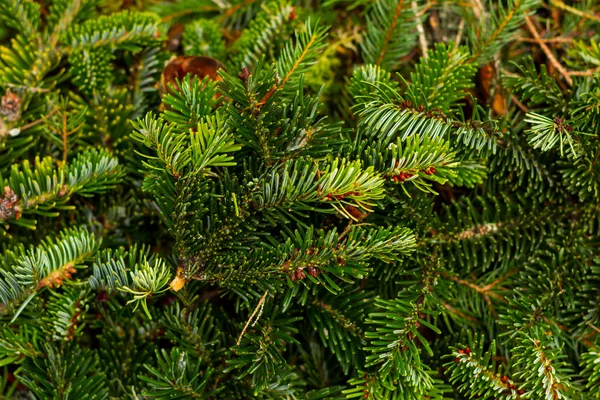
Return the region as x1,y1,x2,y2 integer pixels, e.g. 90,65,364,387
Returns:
1,0,600,398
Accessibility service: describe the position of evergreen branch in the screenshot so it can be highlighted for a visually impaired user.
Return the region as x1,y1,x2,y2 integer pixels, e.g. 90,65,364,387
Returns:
503,57,567,113
511,328,574,399
62,10,161,50
141,348,221,399
199,225,415,286
350,65,452,145
364,296,440,391
376,0,405,66
581,347,600,396
361,0,420,70
0,149,124,228
307,289,372,374
43,286,91,341
132,112,240,179
429,193,555,271
182,19,226,60
467,0,540,65
162,76,220,131
0,35,61,89
226,304,300,390
524,112,582,158
231,0,294,69
275,18,328,95
253,158,386,219
119,258,171,319
0,0,40,38
358,135,458,194
89,245,150,293
0,325,43,365
0,227,99,317
445,335,523,398
19,344,109,399
162,302,222,361
410,43,476,112
48,0,97,43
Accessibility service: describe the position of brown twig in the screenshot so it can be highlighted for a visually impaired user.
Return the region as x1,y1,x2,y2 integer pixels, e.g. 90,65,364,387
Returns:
413,0,428,58
550,0,600,23
19,108,58,131
568,66,600,77
516,37,573,43
376,0,405,66
237,290,269,346
524,16,573,86
455,19,465,46
511,94,529,113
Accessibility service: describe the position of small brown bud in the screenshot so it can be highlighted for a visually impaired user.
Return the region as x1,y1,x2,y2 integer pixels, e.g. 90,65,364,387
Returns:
238,66,250,83
0,90,21,121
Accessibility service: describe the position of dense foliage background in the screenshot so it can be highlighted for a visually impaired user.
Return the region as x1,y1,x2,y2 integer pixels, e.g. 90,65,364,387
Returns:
1,0,600,398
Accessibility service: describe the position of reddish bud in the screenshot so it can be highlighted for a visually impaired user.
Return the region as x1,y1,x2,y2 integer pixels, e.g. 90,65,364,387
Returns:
238,66,250,83
96,291,109,302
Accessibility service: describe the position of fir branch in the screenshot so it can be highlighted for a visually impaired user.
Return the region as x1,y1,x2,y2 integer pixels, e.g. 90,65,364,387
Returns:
524,112,582,158
61,10,161,50
141,348,221,399
410,43,476,112
19,344,109,399
0,0,40,38
364,296,440,392
231,0,294,69
0,149,125,229
0,227,99,317
361,0,420,70
445,335,523,399
275,18,328,95
511,328,574,399
466,0,540,65
581,346,600,396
